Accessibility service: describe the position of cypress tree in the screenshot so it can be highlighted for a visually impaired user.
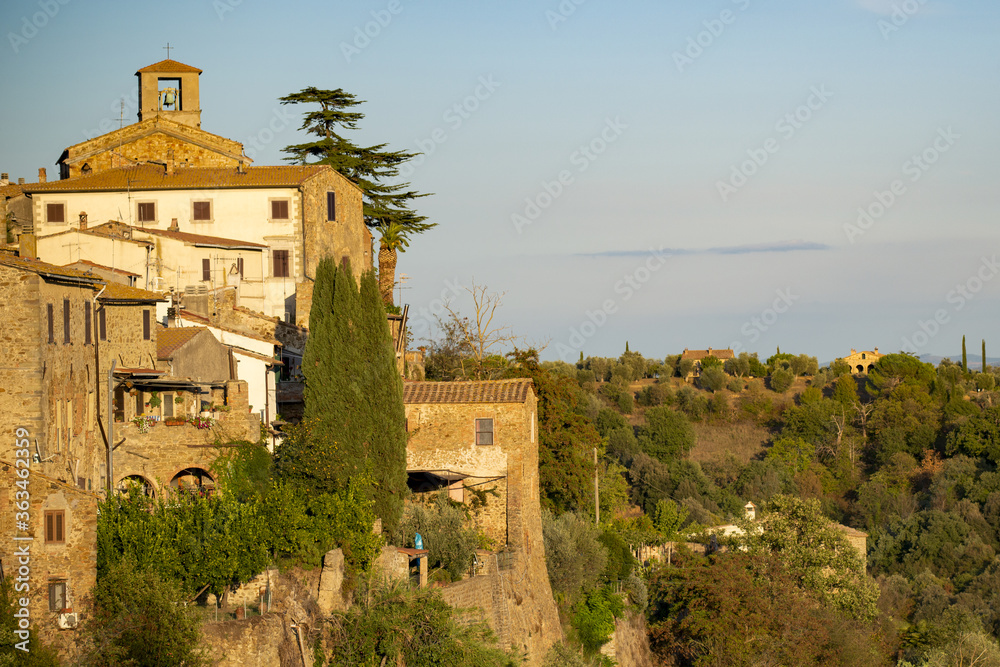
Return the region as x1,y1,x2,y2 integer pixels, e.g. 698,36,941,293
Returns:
277,258,367,494
355,269,407,533
962,335,968,373
275,259,407,533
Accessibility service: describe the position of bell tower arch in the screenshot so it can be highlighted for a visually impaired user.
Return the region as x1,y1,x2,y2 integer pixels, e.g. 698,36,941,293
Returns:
136,59,203,129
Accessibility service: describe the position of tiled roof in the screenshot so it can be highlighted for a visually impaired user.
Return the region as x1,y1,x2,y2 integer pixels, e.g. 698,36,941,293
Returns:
402,379,534,404
680,348,735,361
0,253,103,282
0,183,24,198
136,59,202,74
139,227,267,249
158,327,207,360
39,226,153,247
25,164,334,192
65,260,141,277
178,310,281,346
97,282,166,302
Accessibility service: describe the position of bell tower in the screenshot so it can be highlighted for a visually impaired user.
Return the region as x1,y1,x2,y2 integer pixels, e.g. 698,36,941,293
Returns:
136,59,203,129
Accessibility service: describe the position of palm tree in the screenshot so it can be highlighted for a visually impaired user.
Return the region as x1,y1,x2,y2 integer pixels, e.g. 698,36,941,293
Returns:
377,222,410,305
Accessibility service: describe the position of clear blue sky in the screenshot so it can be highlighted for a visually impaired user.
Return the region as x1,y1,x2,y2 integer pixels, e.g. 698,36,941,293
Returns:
2,0,997,364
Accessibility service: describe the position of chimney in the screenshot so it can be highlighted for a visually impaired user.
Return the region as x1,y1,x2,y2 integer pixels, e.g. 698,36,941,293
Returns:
38,168,46,183
166,149,175,176
78,212,88,231
0,173,8,186
19,233,36,260
168,217,180,232
18,178,25,185
236,160,246,174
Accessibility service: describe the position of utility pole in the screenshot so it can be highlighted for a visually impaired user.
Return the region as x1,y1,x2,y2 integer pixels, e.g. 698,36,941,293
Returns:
594,447,599,525
106,360,116,494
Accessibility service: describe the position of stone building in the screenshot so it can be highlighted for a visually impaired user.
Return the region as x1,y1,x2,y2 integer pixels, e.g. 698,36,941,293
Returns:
841,347,882,375
402,379,561,664
680,347,735,380
26,163,370,323
0,461,98,660
57,59,244,179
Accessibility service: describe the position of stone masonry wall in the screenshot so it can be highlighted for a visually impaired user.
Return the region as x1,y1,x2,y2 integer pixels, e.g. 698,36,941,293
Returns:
0,462,98,663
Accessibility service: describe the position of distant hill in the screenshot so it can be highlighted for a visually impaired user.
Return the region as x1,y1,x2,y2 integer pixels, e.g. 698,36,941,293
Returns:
918,354,1000,370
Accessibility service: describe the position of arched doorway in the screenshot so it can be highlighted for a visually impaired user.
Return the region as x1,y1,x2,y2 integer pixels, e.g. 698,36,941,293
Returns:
117,474,156,498
856,365,864,374
170,467,215,494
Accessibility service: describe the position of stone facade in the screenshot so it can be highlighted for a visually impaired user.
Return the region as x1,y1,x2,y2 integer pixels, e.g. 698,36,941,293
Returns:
402,379,561,665
841,347,882,375
680,347,735,380
0,461,98,662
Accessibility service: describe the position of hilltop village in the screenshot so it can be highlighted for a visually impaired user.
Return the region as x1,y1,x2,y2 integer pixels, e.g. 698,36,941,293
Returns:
3,60,1000,667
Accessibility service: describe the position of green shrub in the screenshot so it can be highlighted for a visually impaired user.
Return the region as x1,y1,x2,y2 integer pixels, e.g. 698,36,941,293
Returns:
572,587,624,655
79,561,209,666
396,494,479,582
542,511,607,601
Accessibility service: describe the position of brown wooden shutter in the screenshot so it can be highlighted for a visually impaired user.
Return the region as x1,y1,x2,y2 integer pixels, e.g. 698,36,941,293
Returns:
143,310,150,340
99,308,106,341
63,299,70,344
326,192,336,221
202,258,211,281
84,301,92,344
47,203,64,223
47,304,54,343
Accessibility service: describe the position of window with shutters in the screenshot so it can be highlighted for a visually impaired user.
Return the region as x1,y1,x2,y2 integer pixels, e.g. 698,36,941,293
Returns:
269,198,290,221
273,250,290,278
84,301,91,344
46,202,66,224
202,258,211,282
48,581,67,612
136,201,156,224
44,510,65,544
143,310,150,340
475,418,494,445
192,200,212,222
47,304,54,343
326,192,336,221
63,299,70,344
99,308,107,341
237,257,244,277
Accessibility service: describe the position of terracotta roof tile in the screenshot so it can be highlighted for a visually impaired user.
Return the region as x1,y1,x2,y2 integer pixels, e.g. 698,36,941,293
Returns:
157,327,207,360
0,253,102,282
138,227,267,249
65,259,141,277
680,349,735,361
97,282,166,302
25,164,336,192
0,183,24,198
136,59,202,74
178,310,281,346
402,379,534,404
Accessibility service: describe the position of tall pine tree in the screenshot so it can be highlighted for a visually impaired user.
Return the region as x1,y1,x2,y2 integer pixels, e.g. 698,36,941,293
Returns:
280,88,435,305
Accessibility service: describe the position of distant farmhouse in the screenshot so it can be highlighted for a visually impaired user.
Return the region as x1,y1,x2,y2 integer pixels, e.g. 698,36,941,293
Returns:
841,348,882,374
680,347,735,381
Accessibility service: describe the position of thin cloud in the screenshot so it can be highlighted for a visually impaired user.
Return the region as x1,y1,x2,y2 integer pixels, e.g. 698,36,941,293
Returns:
580,240,829,258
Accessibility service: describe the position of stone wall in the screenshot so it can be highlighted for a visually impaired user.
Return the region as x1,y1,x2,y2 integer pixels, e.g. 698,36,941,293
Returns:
113,381,258,493
63,118,243,179
0,462,98,663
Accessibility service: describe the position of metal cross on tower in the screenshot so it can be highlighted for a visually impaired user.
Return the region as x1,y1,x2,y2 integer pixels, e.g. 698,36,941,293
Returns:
163,42,173,59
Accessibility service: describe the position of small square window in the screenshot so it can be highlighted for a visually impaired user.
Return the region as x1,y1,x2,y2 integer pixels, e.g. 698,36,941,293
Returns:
271,200,289,220
192,201,211,221
475,418,494,446
46,203,65,224
44,510,65,544
48,582,67,612
137,202,156,223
